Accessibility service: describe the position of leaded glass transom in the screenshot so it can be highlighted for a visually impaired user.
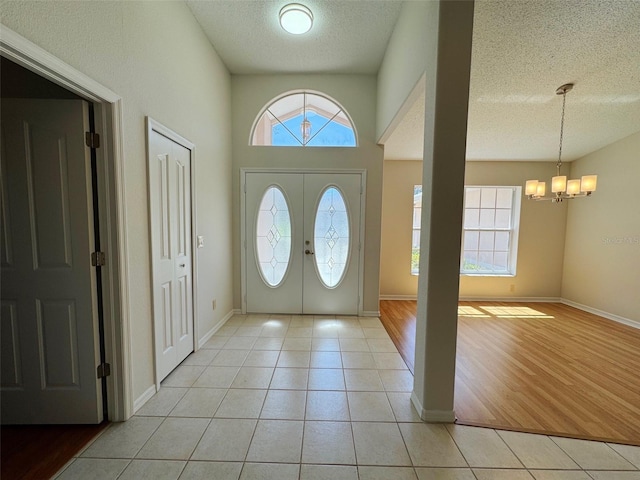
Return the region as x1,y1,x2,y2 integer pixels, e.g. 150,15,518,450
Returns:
314,187,350,288
256,186,292,287
251,91,357,147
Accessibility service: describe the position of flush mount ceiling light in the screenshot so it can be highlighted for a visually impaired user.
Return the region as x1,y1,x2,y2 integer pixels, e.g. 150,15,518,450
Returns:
279,3,314,35
525,83,598,202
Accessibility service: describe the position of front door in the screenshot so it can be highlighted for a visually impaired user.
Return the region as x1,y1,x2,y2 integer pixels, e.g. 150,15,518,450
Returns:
1,99,103,424
148,124,195,382
244,172,363,315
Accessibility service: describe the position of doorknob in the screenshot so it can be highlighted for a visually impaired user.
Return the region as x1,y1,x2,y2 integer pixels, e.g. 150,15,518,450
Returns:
305,250,314,255
179,263,186,267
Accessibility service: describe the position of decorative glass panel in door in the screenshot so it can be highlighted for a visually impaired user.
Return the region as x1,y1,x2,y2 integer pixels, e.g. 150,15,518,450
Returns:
255,186,292,287
313,187,350,288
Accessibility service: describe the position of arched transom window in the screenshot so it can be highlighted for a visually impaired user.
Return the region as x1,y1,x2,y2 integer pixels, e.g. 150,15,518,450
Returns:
251,91,357,147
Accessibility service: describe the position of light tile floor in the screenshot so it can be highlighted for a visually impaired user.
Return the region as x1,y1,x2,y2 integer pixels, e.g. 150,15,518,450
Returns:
56,314,640,480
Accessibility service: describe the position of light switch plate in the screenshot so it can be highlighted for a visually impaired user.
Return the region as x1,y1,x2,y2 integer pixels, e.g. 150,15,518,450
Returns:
197,235,204,248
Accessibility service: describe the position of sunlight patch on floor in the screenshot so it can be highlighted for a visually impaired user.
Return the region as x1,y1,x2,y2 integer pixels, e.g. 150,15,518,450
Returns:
479,306,554,319
457,306,490,317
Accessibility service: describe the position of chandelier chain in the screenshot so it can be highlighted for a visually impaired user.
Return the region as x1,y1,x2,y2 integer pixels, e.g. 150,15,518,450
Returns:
557,90,567,175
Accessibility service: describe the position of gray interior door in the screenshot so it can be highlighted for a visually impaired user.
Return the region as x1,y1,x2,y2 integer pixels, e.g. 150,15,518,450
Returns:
1,98,103,424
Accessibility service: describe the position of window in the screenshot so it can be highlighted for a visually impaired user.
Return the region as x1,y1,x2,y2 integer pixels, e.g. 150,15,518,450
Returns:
461,186,521,275
410,185,521,276
411,185,422,275
251,91,357,147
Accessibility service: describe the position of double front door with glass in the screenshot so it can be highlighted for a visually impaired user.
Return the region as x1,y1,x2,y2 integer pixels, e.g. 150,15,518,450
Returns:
244,172,363,315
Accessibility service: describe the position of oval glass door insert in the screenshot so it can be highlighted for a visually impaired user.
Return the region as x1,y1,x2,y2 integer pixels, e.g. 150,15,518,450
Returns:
314,187,350,288
256,186,292,287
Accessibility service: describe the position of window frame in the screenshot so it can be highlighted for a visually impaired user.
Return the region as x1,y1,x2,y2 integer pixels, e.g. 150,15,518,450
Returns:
460,185,522,277
249,89,358,148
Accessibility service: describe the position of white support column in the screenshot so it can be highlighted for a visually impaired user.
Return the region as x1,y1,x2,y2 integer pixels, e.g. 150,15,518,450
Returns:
411,0,475,422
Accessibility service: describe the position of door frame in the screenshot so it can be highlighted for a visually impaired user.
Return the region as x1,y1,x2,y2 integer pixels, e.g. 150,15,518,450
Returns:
146,117,199,389
1,26,132,420
240,168,367,316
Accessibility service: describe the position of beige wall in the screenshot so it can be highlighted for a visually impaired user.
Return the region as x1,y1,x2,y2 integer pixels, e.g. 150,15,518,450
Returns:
1,1,233,401
231,75,384,314
461,161,568,298
380,161,421,296
380,160,568,299
562,132,640,322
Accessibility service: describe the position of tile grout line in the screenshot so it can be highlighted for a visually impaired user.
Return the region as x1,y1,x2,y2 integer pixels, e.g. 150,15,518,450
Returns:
343,364,360,471
549,435,608,473
236,334,274,472
494,429,581,474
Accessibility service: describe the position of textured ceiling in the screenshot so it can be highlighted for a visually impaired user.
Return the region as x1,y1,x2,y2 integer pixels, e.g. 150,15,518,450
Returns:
384,0,640,162
186,0,403,74
186,0,640,161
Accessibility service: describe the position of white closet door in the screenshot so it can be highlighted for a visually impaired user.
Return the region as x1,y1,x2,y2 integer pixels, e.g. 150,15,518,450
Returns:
148,128,194,382
1,99,103,424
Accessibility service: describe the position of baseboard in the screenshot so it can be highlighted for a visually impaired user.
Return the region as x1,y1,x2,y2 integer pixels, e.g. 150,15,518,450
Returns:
410,392,424,420
422,409,456,423
561,298,639,330
233,308,242,314
458,296,562,303
381,295,563,303
133,384,157,413
410,392,455,423
134,309,237,413
360,310,380,317
379,295,418,301
198,309,236,348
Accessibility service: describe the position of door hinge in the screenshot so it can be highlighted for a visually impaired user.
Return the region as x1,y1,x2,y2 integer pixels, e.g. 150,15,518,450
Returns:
85,131,101,148
91,251,106,266
97,363,111,379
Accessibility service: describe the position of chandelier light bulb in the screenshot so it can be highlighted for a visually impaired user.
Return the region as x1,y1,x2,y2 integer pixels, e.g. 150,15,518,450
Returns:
525,180,539,196
581,175,598,193
567,179,581,195
552,175,567,193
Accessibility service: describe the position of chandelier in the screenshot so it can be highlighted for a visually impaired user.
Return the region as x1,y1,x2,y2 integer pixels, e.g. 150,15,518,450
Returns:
301,116,312,143
525,83,597,202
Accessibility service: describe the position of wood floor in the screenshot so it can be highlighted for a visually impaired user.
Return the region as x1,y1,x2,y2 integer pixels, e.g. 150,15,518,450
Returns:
1,422,107,480
379,300,640,446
